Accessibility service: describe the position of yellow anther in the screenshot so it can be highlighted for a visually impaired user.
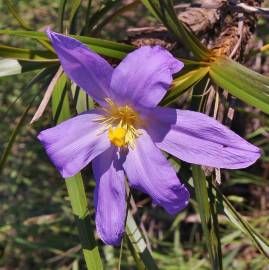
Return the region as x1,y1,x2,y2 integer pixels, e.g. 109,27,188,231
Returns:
108,127,127,147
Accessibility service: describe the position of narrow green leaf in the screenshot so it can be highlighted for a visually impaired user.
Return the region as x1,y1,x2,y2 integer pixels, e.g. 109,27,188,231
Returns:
3,0,53,51
3,0,31,30
92,0,140,36
57,0,67,32
0,45,57,61
141,0,210,60
161,66,209,105
192,165,222,270
209,56,269,114
70,0,82,24
52,73,70,123
214,184,269,260
82,0,92,35
126,211,159,270
71,83,94,113
85,0,120,33
65,174,103,270
0,30,133,59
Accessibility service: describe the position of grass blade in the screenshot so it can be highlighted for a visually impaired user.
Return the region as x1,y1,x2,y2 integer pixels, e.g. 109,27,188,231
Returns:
0,45,57,61
126,211,159,270
161,66,209,105
65,174,103,270
192,165,223,270
0,30,133,59
141,0,210,60
213,184,269,260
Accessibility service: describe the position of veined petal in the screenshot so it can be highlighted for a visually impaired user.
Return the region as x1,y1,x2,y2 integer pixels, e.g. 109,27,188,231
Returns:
38,110,110,178
110,46,183,108
47,29,113,104
147,107,261,169
123,131,189,215
93,147,126,246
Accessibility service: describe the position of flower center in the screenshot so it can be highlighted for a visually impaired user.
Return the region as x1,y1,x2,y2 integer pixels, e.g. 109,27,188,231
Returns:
99,98,142,148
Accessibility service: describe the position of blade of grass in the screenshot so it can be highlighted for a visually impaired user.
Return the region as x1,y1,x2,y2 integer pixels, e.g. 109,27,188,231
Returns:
0,45,57,61
52,73,70,123
126,211,159,270
161,66,209,105
0,30,133,59
85,0,120,34
3,0,53,52
213,184,269,260
91,0,140,36
69,0,82,34
65,174,103,270
57,0,67,32
192,165,222,270
141,0,210,60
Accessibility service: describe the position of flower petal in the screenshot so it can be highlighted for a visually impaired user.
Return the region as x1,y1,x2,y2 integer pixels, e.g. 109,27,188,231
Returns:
93,147,126,246
47,29,113,104
123,131,189,215
110,46,183,107
147,107,261,169
38,110,110,177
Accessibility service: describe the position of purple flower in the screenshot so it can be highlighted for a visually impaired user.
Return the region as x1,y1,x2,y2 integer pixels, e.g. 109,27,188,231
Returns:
38,30,261,245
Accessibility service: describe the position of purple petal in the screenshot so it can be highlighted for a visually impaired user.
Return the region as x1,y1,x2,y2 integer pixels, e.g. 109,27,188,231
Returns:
93,147,126,246
46,29,113,104
38,110,110,178
147,107,261,169
110,46,183,108
123,131,189,215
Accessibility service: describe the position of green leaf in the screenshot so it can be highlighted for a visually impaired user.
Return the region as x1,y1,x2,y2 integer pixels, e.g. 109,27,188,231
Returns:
85,0,120,33
57,0,67,32
91,0,140,36
214,184,269,260
161,66,209,105
192,165,223,270
52,73,70,123
65,174,103,270
126,211,159,270
209,56,269,114
70,0,82,24
3,0,31,30
3,0,53,51
0,45,57,61
0,30,133,59
141,0,210,60
71,83,94,114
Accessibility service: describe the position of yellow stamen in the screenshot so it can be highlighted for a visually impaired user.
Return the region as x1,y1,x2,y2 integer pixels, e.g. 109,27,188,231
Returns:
97,98,144,148
108,127,127,147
